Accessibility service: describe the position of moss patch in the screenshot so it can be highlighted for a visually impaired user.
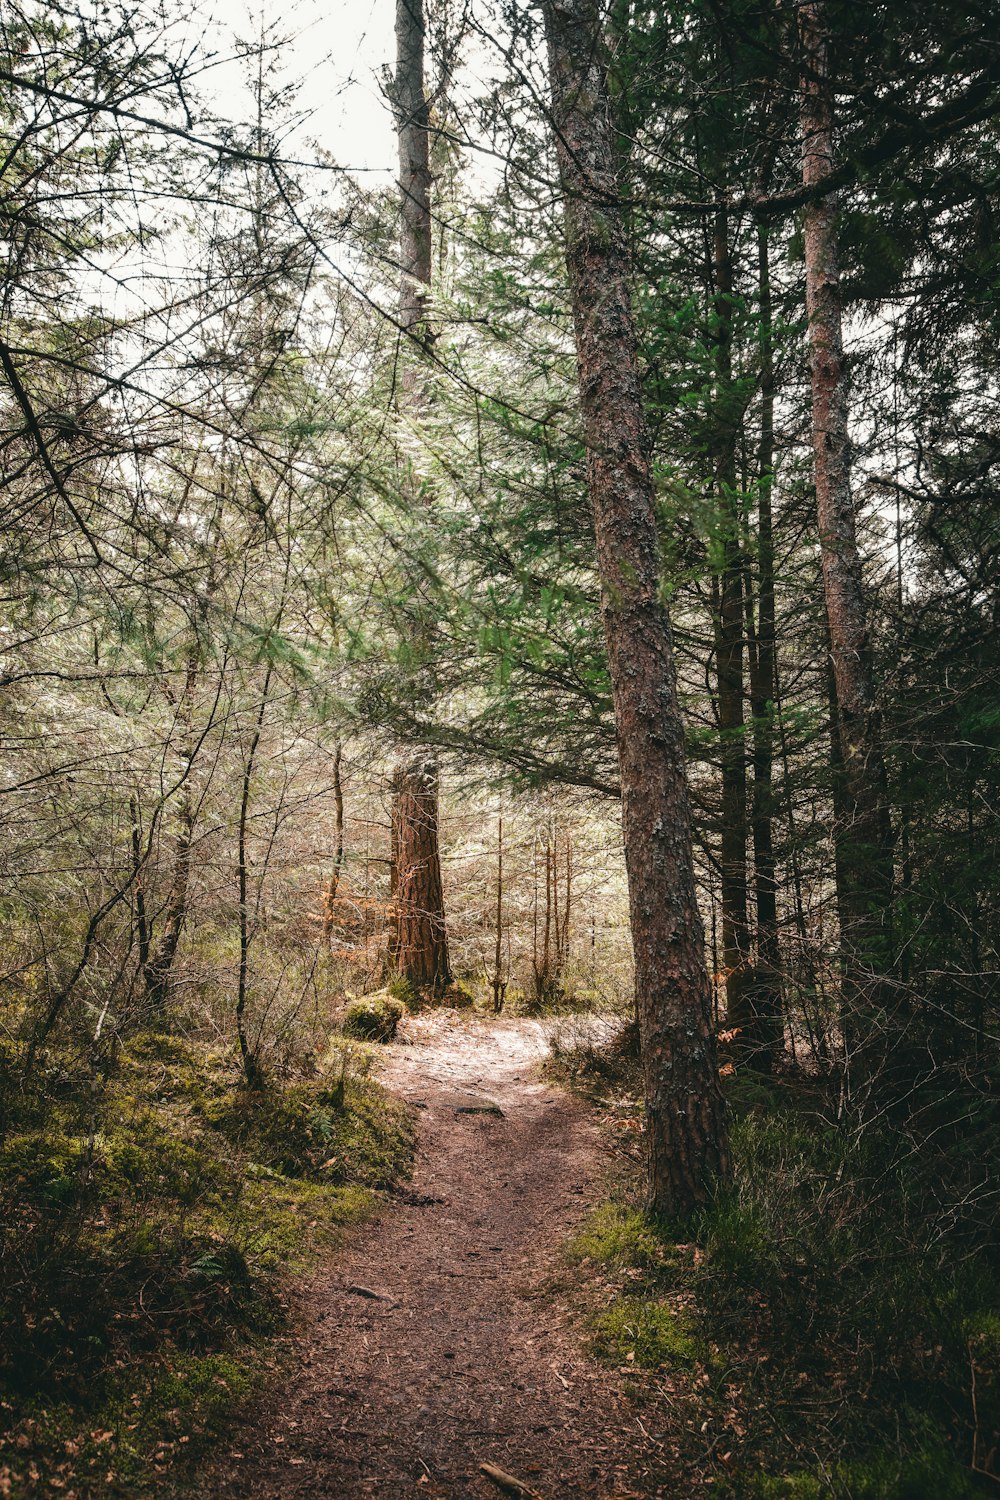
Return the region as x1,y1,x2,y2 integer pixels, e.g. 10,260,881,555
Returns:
0,1027,414,1496
743,1444,980,1500
204,1075,413,1186
342,994,404,1042
588,1296,702,1368
567,1201,669,1273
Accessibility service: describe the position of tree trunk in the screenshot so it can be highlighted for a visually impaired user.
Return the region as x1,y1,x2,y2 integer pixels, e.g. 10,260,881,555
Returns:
236,663,272,1088
560,834,572,968
389,0,450,992
143,652,199,1018
396,0,433,359
742,223,783,1070
491,809,506,1014
143,794,193,1016
710,201,752,1049
130,795,151,982
391,754,451,994
800,1,894,1000
544,0,730,1219
322,740,346,943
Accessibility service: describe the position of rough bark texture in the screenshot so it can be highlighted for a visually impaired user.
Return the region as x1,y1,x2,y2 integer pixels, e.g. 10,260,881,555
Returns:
391,755,451,994
389,0,450,991
800,1,894,995
396,0,433,349
544,0,730,1218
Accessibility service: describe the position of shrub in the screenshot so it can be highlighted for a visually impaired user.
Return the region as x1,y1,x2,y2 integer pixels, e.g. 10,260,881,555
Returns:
386,975,420,1008
748,1443,980,1499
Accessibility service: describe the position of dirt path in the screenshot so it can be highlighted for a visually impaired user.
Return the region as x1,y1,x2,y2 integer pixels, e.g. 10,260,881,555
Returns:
201,1012,651,1499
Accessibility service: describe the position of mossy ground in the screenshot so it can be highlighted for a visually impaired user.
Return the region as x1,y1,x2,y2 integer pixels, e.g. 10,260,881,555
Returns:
0,1029,414,1496
555,1040,1000,1498
342,992,405,1041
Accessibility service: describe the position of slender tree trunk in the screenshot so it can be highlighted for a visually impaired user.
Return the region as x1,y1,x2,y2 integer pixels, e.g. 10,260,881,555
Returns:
711,201,752,1050
491,809,506,1014
389,0,451,992
396,0,433,362
775,656,829,1064
533,822,557,1004
130,795,151,981
561,834,572,967
322,740,346,943
143,798,193,1015
546,822,555,987
236,664,272,1088
544,0,730,1218
800,0,894,1012
743,223,783,1070
143,652,199,1017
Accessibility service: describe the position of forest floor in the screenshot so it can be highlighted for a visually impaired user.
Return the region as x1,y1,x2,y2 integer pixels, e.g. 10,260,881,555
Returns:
192,1011,668,1500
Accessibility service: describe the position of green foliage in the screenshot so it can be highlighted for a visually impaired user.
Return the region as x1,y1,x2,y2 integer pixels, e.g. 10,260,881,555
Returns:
386,975,420,1007
562,1069,999,1495
696,1106,999,1368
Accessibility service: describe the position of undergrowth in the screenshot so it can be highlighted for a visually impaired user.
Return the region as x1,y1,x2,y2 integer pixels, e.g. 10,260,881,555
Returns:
558,1040,1000,1498
0,1028,414,1496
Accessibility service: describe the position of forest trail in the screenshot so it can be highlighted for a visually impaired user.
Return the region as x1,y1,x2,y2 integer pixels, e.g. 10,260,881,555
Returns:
200,1013,648,1499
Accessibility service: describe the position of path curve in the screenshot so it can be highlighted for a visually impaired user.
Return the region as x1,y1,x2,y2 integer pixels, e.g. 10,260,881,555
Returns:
202,1012,646,1499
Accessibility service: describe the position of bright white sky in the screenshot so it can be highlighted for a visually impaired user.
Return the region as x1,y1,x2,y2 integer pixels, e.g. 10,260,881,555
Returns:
196,0,399,179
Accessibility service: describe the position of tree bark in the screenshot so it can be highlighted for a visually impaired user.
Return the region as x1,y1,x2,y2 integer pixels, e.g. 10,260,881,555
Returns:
389,0,451,992
143,651,199,1017
322,739,346,943
236,663,272,1088
491,809,506,1013
391,753,451,994
544,0,730,1218
800,1,894,998
396,0,433,357
710,201,752,1048
130,795,151,982
742,223,783,1069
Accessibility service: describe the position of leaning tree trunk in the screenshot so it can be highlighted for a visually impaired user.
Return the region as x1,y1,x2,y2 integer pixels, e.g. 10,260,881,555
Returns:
544,0,730,1219
800,1,894,1025
389,0,451,992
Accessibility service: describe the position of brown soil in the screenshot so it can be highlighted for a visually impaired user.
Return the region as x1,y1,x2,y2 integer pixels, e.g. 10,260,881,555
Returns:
196,1012,657,1500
